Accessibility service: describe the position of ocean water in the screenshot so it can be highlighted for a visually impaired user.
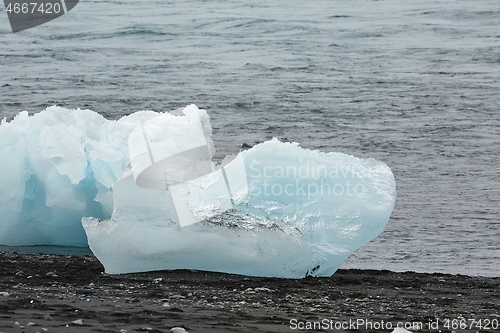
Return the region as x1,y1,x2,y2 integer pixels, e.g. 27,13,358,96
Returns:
0,0,499,277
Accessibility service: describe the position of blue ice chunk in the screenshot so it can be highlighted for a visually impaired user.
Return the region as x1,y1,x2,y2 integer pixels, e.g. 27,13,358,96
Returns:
0,106,159,246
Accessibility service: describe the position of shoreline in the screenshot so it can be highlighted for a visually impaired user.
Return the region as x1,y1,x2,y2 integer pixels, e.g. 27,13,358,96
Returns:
1,251,499,332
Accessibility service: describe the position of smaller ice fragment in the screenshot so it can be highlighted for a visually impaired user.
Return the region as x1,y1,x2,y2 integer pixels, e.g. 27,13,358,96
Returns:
83,105,397,278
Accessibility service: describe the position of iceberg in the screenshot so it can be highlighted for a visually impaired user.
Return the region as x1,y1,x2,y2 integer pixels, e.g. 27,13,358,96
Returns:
0,104,396,278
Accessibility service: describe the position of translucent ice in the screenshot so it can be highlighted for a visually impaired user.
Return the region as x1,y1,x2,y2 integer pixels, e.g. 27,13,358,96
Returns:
83,107,396,277
0,106,163,246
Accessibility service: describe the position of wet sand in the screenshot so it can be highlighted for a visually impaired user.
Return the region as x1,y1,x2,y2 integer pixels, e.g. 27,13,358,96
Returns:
0,251,498,333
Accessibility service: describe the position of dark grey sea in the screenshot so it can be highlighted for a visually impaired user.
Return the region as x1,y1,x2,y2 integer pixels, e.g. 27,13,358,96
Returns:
0,0,498,276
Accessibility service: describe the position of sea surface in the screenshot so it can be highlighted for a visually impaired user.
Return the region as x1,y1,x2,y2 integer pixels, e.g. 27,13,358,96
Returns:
0,0,499,277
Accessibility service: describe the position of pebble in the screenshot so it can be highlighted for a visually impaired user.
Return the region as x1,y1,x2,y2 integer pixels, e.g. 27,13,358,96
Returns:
170,328,188,333
391,328,414,333
244,288,255,294
76,289,94,295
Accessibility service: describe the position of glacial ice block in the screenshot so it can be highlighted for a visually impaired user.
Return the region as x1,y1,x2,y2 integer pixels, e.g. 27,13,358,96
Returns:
0,103,396,278
83,128,396,277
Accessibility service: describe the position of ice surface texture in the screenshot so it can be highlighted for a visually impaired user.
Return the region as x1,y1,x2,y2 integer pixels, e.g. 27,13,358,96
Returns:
0,105,396,277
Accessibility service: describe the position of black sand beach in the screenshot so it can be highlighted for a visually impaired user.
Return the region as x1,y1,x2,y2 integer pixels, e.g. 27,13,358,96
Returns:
0,251,499,332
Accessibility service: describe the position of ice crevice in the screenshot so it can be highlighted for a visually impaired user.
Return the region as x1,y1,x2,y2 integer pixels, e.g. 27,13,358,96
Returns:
0,104,396,278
